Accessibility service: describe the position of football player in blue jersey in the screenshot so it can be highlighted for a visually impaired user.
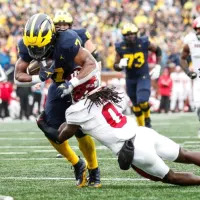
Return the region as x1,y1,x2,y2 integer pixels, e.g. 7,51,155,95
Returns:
114,23,162,128
53,10,101,64
14,13,101,188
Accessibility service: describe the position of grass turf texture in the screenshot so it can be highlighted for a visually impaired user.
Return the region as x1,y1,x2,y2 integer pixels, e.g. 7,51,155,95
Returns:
1,113,200,200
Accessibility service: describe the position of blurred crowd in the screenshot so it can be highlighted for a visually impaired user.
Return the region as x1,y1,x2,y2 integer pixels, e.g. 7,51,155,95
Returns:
0,0,199,120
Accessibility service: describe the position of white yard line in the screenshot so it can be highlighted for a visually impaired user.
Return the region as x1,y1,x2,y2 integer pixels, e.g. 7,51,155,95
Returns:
0,157,116,160
0,152,27,155
0,176,147,181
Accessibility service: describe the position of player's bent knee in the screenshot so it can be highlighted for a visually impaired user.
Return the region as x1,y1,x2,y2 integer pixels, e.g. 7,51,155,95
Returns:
175,148,190,163
162,170,176,184
75,129,86,138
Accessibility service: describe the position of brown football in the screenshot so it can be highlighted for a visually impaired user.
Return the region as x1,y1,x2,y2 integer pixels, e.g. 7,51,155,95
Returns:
27,59,53,75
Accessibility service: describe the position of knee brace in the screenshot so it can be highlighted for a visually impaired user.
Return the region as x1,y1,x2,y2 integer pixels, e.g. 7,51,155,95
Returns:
36,111,60,144
139,102,150,112
132,105,143,117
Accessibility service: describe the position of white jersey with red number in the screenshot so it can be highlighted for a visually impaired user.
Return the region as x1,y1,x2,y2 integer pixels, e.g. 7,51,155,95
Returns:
184,32,200,107
66,98,180,179
66,99,137,154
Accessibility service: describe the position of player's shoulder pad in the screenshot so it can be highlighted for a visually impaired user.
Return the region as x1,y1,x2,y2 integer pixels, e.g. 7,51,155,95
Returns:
58,30,82,49
73,28,91,42
17,38,28,53
66,100,93,124
73,28,86,35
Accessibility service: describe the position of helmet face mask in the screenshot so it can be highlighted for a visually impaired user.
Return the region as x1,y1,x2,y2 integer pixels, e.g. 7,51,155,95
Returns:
123,32,137,46
27,43,52,60
23,13,56,60
54,22,71,32
53,11,73,32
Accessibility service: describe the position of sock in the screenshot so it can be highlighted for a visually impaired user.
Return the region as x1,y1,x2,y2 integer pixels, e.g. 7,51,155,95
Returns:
132,105,144,126
76,135,98,169
49,139,79,166
140,102,150,119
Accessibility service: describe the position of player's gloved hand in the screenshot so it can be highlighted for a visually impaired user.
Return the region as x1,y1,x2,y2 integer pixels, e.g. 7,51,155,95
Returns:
39,60,55,82
187,71,197,79
57,81,74,98
119,58,129,69
150,64,161,79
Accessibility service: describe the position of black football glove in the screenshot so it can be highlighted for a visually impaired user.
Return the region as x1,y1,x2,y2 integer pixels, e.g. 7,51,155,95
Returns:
39,60,55,81
187,71,197,79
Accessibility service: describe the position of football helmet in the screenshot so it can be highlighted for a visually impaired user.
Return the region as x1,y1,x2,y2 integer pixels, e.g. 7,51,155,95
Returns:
72,76,100,102
53,10,73,31
23,13,56,60
121,23,138,45
192,17,200,40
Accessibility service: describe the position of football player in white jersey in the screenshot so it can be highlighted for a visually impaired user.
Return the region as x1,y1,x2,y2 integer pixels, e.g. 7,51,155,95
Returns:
180,16,200,136
43,74,200,186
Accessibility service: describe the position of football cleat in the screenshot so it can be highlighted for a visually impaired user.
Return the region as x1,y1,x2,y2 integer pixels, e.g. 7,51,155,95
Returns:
145,118,152,128
73,158,87,188
88,168,102,188
56,154,63,158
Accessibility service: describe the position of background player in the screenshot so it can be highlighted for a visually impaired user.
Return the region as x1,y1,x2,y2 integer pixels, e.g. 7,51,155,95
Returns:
14,13,101,187
53,10,101,65
45,77,200,186
180,16,200,136
114,23,162,128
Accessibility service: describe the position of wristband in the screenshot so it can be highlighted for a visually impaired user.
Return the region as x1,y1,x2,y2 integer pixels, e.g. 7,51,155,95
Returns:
69,77,80,88
32,75,42,84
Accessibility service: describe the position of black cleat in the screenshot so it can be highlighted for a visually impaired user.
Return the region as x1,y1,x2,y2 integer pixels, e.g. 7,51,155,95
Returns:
88,168,102,188
73,158,87,188
145,118,152,128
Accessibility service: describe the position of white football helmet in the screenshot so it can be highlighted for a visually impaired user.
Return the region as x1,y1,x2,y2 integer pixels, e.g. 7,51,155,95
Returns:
67,67,101,102
192,17,200,40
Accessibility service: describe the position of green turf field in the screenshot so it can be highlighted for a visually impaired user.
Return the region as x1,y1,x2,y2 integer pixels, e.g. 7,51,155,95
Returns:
1,113,200,200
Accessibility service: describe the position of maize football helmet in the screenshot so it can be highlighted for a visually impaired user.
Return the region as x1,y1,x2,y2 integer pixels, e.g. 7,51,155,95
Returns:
23,13,56,60
53,10,73,31
121,23,138,45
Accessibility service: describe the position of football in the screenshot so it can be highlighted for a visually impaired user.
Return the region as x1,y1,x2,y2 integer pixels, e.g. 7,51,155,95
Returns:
27,59,53,75
27,60,40,75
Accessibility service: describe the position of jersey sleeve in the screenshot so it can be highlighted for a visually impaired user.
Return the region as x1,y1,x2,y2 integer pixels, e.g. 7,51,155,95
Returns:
60,30,81,62
75,28,91,46
17,39,32,63
66,101,94,125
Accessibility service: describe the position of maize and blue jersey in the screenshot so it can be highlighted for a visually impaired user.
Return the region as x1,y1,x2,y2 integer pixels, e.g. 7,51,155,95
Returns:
115,36,151,105
17,29,88,128
115,36,150,79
